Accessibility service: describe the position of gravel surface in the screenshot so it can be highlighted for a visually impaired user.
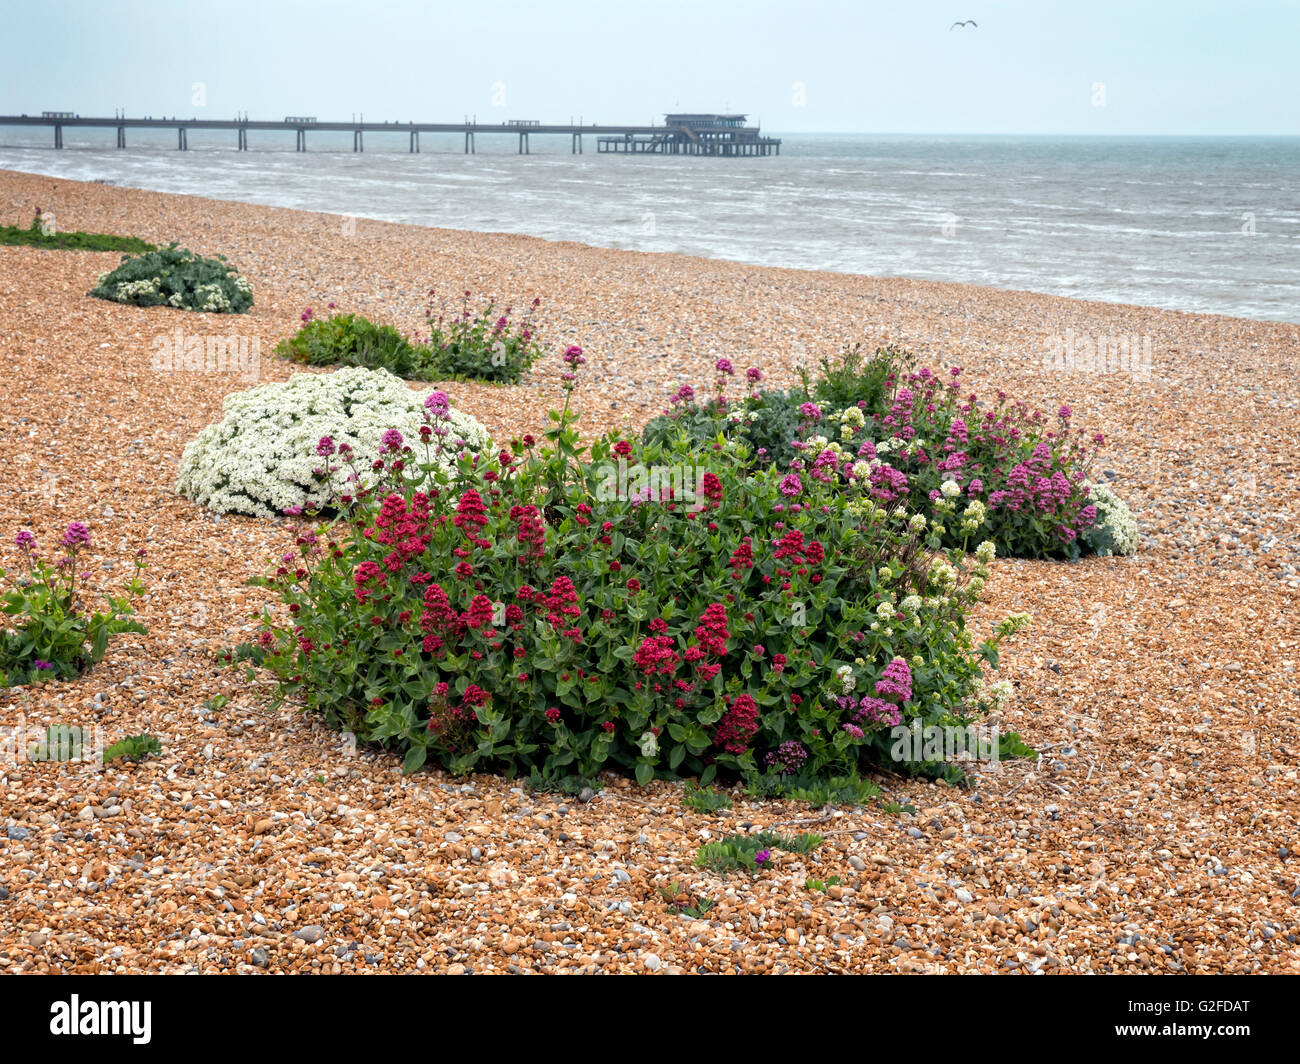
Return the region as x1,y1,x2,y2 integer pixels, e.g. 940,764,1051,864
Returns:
1,170,1297,974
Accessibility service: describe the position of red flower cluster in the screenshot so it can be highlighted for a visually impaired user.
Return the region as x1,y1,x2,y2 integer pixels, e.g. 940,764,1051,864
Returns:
634,634,680,675
694,603,730,657
511,504,546,561
462,593,495,630
370,491,436,564
714,693,760,754
419,582,462,654
453,490,489,536
544,576,581,635
727,536,755,578
353,561,385,602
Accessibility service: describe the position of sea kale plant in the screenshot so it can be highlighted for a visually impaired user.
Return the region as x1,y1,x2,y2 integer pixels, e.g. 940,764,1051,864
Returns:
177,366,490,518
89,244,253,313
1,525,148,687
645,346,1125,561
248,349,1026,788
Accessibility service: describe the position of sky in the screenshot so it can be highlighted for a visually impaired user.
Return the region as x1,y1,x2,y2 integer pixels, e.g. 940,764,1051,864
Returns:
1,0,1296,135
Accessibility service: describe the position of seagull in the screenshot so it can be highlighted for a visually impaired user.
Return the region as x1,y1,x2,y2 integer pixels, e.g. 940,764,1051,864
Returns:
950,20,978,29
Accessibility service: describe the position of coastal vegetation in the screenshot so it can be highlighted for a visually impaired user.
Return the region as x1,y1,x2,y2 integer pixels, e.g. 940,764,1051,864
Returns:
642,344,1137,560
277,294,545,384
0,207,154,252
175,367,490,518
243,349,1028,791
0,524,147,688
89,244,253,312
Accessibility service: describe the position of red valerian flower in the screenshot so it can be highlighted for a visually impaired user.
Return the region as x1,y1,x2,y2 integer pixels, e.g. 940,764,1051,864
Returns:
633,634,680,675
462,594,495,630
544,576,581,628
714,693,760,754
453,489,489,534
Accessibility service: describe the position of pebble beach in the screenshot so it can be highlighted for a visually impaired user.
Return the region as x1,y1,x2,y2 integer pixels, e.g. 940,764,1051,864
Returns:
1,167,1298,975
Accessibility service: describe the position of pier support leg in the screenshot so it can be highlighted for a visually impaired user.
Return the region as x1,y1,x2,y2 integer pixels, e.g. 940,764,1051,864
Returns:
297,129,306,152
410,130,419,153
116,126,125,149
178,127,187,150
353,129,363,152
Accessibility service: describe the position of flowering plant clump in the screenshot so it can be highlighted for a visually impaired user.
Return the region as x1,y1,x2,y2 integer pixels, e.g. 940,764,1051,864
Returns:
276,306,433,380
1,525,148,687
89,244,253,313
247,350,1025,787
177,367,490,518
1080,479,1139,557
420,291,546,384
644,344,1128,560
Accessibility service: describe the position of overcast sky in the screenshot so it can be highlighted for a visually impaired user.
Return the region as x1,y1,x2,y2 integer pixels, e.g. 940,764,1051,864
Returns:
2,0,1296,135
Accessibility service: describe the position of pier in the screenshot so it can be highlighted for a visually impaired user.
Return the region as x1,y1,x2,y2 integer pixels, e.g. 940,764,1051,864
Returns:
2,112,780,157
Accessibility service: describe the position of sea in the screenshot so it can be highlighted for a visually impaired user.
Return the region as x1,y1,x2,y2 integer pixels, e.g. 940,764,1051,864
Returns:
2,128,1297,322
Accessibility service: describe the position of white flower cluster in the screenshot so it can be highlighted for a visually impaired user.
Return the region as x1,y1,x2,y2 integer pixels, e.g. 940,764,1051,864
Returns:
1084,480,1139,556
177,367,491,518
195,283,232,313
115,278,161,300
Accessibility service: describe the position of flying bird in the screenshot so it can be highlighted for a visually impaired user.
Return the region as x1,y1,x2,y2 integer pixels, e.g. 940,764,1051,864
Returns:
950,20,978,29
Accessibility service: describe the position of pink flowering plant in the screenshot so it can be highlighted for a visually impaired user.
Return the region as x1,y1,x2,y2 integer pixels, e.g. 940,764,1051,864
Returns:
645,345,1114,560
276,292,547,385
420,291,545,384
1,525,148,687
247,350,1025,787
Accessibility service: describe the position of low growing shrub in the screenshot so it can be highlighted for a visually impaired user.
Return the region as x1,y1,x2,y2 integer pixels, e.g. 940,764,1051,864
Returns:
249,352,1026,789
277,307,428,378
176,367,491,518
694,830,823,874
103,734,162,764
1,526,147,687
682,781,733,813
89,244,253,313
1,207,154,253
421,291,545,384
273,295,546,384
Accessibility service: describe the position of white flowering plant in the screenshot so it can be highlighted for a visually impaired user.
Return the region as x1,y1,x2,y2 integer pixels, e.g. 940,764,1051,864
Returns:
177,367,491,518
1080,480,1139,556
89,244,254,313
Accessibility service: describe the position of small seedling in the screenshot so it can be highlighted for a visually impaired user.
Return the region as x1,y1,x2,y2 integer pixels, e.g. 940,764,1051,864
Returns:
103,734,161,764
682,781,732,813
694,830,824,874
804,875,843,893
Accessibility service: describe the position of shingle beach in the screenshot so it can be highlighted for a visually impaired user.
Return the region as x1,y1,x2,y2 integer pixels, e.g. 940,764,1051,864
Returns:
1,169,1297,974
